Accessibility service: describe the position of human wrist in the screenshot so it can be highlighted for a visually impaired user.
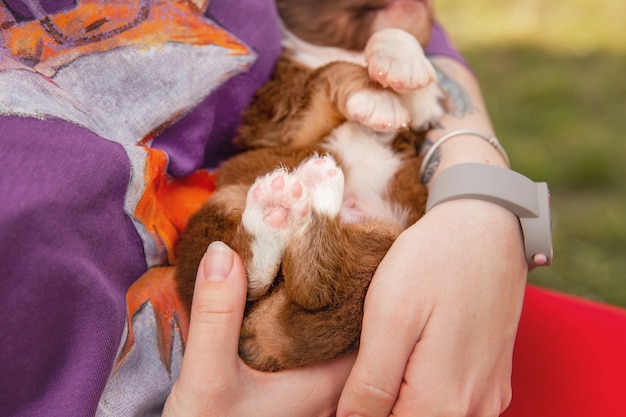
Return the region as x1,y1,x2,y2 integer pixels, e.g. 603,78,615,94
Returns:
425,198,527,265
420,131,511,186
420,129,509,178
426,163,553,267
417,198,527,277
425,197,521,236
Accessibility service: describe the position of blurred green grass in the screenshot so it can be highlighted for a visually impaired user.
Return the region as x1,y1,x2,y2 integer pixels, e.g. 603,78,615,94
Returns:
437,0,626,307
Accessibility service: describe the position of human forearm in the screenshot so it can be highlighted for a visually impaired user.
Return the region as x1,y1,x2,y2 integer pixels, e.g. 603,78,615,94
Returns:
425,55,554,267
423,54,527,264
422,56,510,185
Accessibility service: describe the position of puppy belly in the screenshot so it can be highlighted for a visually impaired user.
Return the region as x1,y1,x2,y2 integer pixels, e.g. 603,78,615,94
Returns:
323,121,410,227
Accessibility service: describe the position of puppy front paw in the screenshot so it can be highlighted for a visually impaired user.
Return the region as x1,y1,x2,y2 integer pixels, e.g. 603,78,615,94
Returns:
365,28,436,93
402,83,445,130
346,88,409,132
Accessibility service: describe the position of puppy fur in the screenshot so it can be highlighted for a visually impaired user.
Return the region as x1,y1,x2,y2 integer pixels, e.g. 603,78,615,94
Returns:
175,1,442,371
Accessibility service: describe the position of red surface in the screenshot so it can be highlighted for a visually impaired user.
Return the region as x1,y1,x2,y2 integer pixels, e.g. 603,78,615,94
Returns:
502,285,626,417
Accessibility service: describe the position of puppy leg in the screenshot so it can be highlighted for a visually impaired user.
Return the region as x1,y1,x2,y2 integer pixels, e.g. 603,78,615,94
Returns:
240,158,401,371
242,168,312,300
365,28,445,130
174,185,248,312
315,61,410,132
279,155,355,309
286,61,410,147
295,154,345,217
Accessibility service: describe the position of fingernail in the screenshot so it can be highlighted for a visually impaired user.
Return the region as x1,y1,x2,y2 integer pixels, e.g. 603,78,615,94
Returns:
203,241,234,282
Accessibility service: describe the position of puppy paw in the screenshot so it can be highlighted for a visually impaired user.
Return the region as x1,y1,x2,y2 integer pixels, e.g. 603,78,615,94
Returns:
402,83,445,130
346,88,410,132
366,28,436,93
242,169,311,299
244,169,310,233
296,154,345,217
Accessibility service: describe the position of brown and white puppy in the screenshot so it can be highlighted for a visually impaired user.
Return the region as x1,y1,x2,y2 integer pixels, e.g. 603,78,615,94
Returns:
175,0,444,372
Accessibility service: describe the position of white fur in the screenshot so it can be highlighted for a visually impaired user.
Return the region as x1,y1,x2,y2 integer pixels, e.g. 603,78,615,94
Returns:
402,84,445,130
242,26,442,293
366,28,437,92
346,89,409,132
284,26,444,131
242,169,311,299
295,155,345,217
365,28,444,129
323,122,410,227
242,156,348,298
244,237,284,300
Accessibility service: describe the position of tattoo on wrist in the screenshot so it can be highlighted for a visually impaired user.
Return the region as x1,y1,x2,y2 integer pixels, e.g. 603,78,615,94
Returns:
420,65,481,184
420,139,441,185
434,66,475,118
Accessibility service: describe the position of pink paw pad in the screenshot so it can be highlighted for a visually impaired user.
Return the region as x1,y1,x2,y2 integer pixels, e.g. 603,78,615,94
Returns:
249,170,309,230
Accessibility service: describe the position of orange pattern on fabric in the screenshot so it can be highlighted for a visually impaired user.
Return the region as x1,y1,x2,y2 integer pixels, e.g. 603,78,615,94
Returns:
117,266,189,372
1,0,249,76
134,148,215,265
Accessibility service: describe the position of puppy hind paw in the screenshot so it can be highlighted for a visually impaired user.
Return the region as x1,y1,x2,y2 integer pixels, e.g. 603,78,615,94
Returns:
346,89,409,132
242,169,312,300
296,155,345,217
243,169,310,236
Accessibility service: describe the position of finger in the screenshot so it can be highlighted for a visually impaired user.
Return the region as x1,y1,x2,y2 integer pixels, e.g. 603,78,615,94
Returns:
390,292,518,416
337,262,426,416
177,241,248,392
337,314,412,416
389,321,459,416
247,354,356,417
390,324,508,417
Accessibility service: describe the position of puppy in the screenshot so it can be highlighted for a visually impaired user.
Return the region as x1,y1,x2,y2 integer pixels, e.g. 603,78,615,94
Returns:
175,0,444,371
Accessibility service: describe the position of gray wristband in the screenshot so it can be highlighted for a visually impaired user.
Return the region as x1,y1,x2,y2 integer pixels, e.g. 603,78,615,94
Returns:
426,163,553,267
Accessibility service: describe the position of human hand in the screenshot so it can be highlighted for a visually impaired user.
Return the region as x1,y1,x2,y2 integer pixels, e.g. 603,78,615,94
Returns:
163,241,354,417
337,199,528,417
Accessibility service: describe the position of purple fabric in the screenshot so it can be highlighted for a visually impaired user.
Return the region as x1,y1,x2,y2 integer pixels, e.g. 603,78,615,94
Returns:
152,0,282,175
425,21,468,66
0,117,146,417
3,0,75,21
0,0,282,415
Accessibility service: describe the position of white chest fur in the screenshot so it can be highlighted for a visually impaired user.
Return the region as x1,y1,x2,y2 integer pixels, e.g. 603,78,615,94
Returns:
282,27,441,228
323,122,409,227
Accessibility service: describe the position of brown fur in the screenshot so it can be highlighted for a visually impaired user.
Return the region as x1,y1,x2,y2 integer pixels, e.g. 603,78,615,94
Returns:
175,4,434,372
236,57,386,150
275,0,434,51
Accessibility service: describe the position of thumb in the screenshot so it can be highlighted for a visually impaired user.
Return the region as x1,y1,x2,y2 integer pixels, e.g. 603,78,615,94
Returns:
177,241,248,391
